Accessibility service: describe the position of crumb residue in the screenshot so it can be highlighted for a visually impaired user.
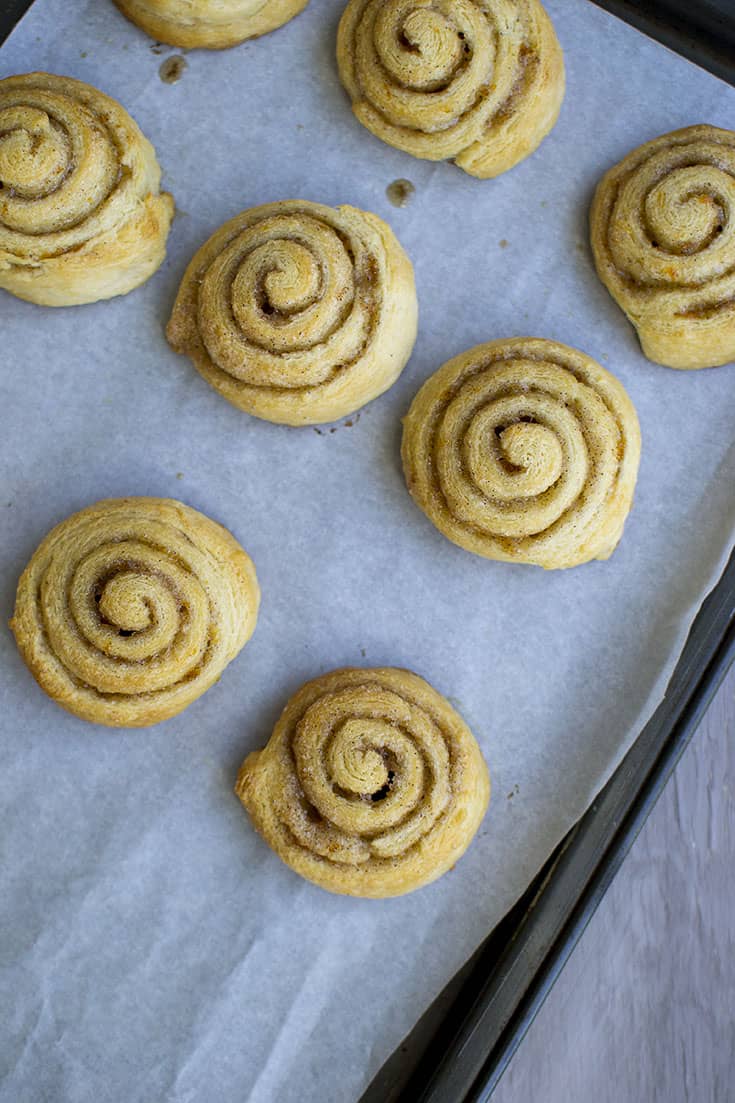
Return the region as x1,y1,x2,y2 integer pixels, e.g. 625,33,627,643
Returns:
507,784,520,800
314,412,361,436
159,56,187,84
176,472,184,480
499,239,509,248
150,42,166,55
386,179,415,208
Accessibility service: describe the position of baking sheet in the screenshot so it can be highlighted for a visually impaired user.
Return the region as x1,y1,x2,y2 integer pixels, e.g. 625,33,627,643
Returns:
1,2,734,1100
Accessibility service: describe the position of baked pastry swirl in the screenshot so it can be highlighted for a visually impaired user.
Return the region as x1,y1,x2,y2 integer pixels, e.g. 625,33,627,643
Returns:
0,72,173,306
402,338,641,569
336,0,565,179
236,667,490,897
590,125,735,369
11,498,259,727
112,0,308,48
167,200,418,425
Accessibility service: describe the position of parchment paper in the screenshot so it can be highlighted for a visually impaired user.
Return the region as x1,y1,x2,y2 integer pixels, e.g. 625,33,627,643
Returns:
1,2,734,1100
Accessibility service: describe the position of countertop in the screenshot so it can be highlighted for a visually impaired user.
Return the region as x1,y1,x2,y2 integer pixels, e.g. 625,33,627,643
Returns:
493,663,735,1103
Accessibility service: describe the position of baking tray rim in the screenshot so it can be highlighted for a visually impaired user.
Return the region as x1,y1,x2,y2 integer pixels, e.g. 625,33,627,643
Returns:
1,3,733,1102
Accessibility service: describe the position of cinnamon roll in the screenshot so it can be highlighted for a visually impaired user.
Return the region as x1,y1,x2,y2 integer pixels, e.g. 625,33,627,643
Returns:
113,0,308,48
402,338,641,568
591,125,735,369
236,667,490,897
167,200,418,425
0,72,173,306
336,0,565,178
11,497,260,727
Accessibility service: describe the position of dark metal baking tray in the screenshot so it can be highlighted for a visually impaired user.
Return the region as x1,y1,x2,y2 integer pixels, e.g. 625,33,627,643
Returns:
364,547,735,1103
592,0,735,86
2,3,733,1101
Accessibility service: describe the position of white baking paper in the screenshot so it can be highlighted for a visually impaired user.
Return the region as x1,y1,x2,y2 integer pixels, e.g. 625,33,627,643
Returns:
1,2,734,1100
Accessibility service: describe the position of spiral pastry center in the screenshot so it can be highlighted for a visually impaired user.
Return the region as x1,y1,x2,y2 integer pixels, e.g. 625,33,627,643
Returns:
291,686,437,844
196,210,374,383
356,0,495,131
326,719,394,794
433,363,597,539
261,241,321,314
470,418,564,501
217,226,352,357
645,167,728,256
0,87,121,238
51,539,209,686
603,138,735,290
0,108,70,196
231,238,325,329
378,2,466,91
97,571,160,633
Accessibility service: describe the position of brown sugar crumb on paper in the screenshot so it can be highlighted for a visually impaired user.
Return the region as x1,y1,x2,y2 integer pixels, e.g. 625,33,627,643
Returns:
386,179,415,208
159,56,187,84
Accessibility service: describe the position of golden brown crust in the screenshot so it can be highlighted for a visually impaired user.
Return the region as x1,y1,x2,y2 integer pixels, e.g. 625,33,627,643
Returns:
11,498,260,727
401,338,641,569
0,72,173,306
235,667,490,897
112,0,309,48
590,124,735,370
166,199,418,426
336,0,565,179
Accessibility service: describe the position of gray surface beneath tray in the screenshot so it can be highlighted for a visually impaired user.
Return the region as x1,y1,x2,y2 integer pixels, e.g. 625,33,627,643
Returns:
494,665,735,1103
